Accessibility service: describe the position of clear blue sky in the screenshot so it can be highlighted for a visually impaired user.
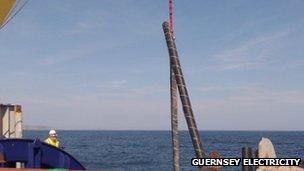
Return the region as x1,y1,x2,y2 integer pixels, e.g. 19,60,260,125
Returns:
0,0,303,130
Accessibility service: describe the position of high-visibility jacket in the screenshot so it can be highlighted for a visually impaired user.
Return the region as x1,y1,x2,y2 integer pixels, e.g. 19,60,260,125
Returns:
44,137,60,148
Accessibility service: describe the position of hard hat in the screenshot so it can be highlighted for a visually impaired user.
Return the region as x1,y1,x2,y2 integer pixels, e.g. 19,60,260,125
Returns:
49,130,57,137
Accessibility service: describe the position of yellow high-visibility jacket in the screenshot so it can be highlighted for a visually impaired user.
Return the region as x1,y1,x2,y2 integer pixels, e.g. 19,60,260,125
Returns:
44,137,60,148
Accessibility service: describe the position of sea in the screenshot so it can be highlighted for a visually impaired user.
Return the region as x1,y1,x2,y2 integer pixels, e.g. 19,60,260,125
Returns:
23,130,304,171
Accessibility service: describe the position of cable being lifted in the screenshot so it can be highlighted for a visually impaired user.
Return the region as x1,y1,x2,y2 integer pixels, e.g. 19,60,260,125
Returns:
164,0,206,170
168,1,180,171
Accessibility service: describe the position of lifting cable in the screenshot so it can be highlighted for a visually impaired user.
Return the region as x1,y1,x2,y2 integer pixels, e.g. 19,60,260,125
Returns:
169,0,174,37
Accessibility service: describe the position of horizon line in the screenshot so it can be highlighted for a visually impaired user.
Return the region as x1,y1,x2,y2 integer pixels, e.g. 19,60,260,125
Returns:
23,129,304,132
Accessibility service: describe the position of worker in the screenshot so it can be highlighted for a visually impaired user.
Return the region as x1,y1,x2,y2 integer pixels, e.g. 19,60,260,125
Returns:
44,130,60,148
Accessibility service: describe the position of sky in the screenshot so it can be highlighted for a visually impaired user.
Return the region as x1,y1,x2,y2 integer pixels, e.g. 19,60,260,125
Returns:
0,0,303,130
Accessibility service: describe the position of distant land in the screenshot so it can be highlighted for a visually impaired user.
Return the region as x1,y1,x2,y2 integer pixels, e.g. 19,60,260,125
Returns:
23,125,51,130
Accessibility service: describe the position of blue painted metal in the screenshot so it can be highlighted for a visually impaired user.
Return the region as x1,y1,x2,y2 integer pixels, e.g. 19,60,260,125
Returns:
0,139,85,170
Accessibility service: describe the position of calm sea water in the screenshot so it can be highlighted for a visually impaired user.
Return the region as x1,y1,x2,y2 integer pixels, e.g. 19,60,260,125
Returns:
23,131,304,171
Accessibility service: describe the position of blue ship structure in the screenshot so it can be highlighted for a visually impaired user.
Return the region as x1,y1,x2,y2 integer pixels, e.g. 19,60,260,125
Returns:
0,104,86,170
0,139,85,170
